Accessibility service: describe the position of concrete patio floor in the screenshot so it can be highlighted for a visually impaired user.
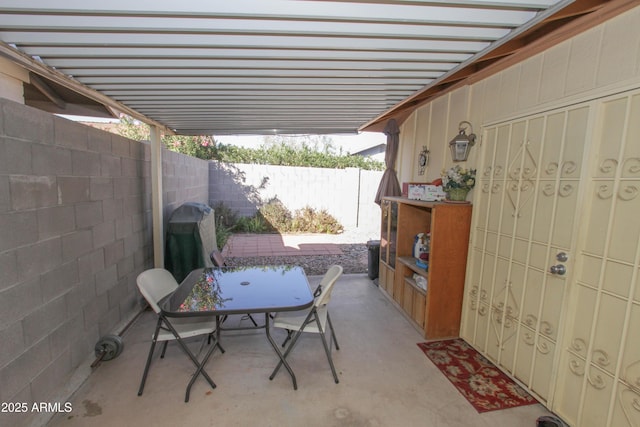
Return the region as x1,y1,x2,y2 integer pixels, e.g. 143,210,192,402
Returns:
45,273,554,427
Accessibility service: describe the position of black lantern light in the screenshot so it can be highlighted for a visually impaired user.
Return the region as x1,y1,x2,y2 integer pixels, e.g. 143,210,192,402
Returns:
448,121,476,162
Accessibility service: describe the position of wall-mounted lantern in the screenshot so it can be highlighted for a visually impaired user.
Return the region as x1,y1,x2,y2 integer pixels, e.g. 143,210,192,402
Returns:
448,121,476,162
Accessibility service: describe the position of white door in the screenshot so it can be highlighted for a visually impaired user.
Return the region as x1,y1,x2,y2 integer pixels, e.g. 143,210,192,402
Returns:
552,90,640,427
461,105,590,404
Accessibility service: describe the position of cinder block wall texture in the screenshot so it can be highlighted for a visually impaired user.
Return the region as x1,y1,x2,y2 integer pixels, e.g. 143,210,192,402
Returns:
0,98,208,426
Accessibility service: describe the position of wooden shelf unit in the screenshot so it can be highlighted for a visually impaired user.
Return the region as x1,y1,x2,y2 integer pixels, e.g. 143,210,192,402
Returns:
380,197,472,339
379,198,397,295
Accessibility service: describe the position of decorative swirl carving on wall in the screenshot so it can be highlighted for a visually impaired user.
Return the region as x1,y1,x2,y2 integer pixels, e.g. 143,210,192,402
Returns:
523,167,536,180
571,338,588,355
494,166,504,177
492,183,502,194
469,286,478,310
587,371,607,390
482,183,491,193
592,349,611,368
523,331,535,345
509,168,521,180
521,181,533,192
478,305,487,316
622,359,640,392
618,185,638,201
492,310,504,325
536,340,551,355
479,290,488,302
543,184,556,197
546,162,559,176
596,184,614,199
504,317,515,328
562,161,578,175
570,358,585,376
525,314,537,328
599,158,619,175
558,183,575,197
624,158,640,176
540,321,555,336
619,388,640,427
483,166,492,177
504,304,516,318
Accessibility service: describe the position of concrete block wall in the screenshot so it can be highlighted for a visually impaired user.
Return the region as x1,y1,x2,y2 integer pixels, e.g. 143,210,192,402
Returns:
162,148,210,231
208,161,383,232
0,98,209,427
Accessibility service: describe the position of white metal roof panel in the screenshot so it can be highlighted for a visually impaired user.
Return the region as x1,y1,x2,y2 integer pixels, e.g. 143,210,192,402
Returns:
0,0,582,135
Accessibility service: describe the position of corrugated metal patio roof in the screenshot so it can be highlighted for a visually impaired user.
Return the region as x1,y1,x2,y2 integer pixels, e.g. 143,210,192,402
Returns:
0,1,628,135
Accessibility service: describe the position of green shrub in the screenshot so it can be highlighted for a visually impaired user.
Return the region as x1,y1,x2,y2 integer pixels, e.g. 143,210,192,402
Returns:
212,202,236,250
235,215,268,233
114,115,384,170
212,200,344,241
291,206,343,234
212,201,238,230
215,224,232,251
211,142,385,171
258,199,292,232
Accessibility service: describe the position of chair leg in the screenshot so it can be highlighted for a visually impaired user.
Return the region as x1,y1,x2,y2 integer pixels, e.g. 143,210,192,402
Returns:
315,316,339,384
247,314,258,327
270,311,315,381
160,341,169,358
138,317,163,396
326,312,339,351
160,319,217,402
281,329,294,348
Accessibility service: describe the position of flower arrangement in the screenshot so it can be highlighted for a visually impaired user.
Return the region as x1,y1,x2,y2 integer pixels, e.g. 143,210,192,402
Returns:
441,165,476,192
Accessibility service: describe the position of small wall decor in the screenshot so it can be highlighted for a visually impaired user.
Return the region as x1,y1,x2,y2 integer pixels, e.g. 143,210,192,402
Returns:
418,146,429,175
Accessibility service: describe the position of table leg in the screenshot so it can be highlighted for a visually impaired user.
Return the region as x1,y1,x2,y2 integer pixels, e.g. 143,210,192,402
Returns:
215,316,226,353
264,313,298,390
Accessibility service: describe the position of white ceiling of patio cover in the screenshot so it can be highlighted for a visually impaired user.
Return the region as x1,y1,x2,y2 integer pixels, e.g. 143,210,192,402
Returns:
0,0,571,135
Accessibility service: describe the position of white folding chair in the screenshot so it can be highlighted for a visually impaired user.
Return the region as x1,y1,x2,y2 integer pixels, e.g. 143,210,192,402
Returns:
136,268,219,402
269,265,343,384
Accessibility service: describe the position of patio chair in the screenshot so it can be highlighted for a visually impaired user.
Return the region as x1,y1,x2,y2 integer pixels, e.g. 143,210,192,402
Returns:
269,264,343,384
136,268,219,400
210,250,259,327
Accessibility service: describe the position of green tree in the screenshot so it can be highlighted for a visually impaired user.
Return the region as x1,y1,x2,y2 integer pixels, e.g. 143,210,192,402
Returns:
114,116,384,171
115,115,216,158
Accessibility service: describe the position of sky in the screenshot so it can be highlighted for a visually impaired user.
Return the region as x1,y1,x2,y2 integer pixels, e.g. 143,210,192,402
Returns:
215,132,386,154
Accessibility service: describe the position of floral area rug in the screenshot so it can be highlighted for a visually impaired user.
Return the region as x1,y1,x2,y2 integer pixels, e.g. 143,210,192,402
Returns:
417,338,537,413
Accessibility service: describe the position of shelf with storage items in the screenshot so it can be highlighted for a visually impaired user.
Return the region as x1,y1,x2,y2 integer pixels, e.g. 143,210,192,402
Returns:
380,197,472,339
379,198,397,295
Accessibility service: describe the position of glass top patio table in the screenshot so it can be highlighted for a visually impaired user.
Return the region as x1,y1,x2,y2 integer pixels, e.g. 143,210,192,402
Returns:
160,265,315,392
162,265,314,317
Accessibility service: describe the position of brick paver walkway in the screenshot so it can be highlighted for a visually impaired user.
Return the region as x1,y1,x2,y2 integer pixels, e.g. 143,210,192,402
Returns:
223,233,345,257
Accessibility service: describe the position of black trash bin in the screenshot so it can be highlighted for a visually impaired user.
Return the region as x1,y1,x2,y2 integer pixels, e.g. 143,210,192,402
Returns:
366,240,381,281
165,202,217,283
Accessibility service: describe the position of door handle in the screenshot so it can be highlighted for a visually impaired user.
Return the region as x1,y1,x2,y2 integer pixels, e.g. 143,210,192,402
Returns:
549,264,566,275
